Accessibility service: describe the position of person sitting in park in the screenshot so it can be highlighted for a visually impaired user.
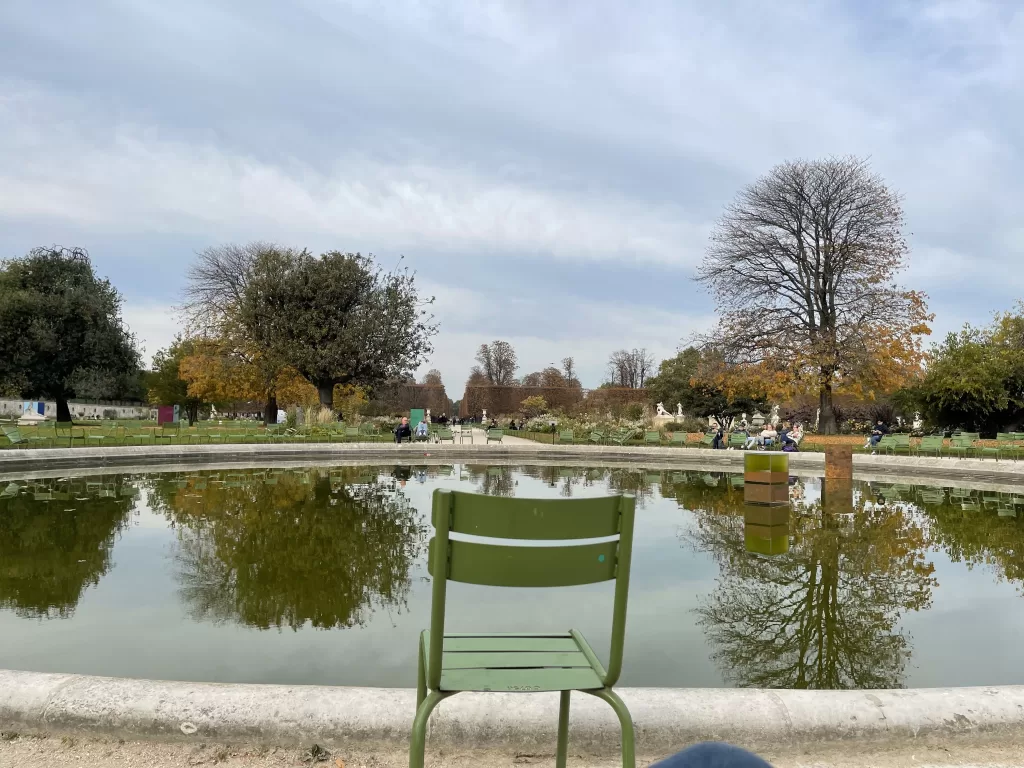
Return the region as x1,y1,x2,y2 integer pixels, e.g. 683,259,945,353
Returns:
394,417,412,444
508,419,517,431
489,418,498,430
865,419,889,452
746,424,776,449
778,421,797,451
414,419,430,440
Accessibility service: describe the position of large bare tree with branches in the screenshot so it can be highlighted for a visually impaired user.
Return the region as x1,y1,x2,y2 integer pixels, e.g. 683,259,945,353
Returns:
606,348,655,388
695,156,932,433
475,340,518,385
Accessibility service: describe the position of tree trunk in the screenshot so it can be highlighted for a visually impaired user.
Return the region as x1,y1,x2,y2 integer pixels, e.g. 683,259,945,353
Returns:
56,397,72,423
818,380,837,435
186,402,198,426
316,382,335,409
263,394,278,426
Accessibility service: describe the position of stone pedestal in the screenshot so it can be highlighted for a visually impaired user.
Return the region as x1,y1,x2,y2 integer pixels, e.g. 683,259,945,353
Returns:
824,446,853,480
651,415,677,430
17,410,46,426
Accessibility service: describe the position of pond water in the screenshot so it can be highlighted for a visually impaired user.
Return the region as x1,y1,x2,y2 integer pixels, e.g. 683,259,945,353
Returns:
1,463,1023,691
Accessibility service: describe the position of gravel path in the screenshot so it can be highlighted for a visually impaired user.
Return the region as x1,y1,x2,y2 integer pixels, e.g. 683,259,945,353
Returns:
4,735,1024,768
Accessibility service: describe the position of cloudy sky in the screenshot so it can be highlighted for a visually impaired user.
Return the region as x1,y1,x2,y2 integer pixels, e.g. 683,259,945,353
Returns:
2,0,1021,392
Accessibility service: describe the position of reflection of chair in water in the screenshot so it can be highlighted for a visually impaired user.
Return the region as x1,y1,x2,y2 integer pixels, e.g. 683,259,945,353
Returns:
702,474,719,487
730,475,745,488
916,489,945,505
411,489,637,768
487,467,503,477
1,482,20,499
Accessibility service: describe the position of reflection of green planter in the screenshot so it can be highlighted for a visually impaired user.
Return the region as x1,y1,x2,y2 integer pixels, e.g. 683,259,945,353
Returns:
743,505,790,527
744,484,789,504
744,524,790,556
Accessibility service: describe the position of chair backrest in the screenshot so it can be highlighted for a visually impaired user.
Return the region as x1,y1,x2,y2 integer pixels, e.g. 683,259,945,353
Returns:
345,427,360,436
488,429,503,438
559,430,574,440
920,436,943,448
1,426,23,443
893,434,910,445
427,489,635,688
671,431,687,443
645,431,660,442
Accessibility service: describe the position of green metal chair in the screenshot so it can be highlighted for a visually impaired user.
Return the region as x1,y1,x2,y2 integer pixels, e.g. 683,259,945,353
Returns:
558,430,575,444
915,435,944,457
669,431,688,446
644,430,662,446
726,433,747,450
412,489,637,768
486,428,504,444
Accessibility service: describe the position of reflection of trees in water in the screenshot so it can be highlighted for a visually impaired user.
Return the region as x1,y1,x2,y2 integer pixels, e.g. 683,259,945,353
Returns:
915,489,1024,590
688,488,935,690
148,467,426,631
0,477,135,618
464,465,516,497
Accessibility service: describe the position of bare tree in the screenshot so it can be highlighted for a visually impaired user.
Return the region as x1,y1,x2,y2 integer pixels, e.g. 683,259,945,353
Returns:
181,242,270,335
421,369,443,386
606,348,655,388
561,356,579,387
475,341,518,385
181,242,291,424
695,156,931,433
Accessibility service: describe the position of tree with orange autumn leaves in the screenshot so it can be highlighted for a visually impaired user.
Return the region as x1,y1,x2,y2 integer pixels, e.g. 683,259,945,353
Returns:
695,157,932,433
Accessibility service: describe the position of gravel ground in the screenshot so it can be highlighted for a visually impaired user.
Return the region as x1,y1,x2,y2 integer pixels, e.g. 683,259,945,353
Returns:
3,734,1024,768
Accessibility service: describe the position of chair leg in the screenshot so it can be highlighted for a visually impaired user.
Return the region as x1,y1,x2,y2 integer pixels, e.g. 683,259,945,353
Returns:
556,690,571,768
416,640,427,708
409,691,449,768
585,689,636,768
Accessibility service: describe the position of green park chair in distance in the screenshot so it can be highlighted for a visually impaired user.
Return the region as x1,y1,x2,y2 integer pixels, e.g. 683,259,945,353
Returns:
412,489,637,768
669,431,688,446
727,432,747,450
644,430,661,446
559,430,575,444
486,428,504,444
916,435,945,457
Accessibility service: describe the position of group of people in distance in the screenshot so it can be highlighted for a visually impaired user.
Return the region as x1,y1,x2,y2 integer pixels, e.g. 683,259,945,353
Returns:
712,420,803,451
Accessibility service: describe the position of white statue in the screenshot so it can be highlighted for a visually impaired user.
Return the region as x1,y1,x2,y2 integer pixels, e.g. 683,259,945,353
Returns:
676,403,684,418
426,408,432,423
656,402,670,417
482,409,487,422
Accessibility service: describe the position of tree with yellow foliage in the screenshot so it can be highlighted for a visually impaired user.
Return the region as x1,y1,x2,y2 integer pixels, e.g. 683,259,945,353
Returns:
695,157,932,433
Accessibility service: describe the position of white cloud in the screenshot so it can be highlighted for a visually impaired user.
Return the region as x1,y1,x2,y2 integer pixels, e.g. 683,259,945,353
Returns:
0,86,708,268
121,304,181,366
